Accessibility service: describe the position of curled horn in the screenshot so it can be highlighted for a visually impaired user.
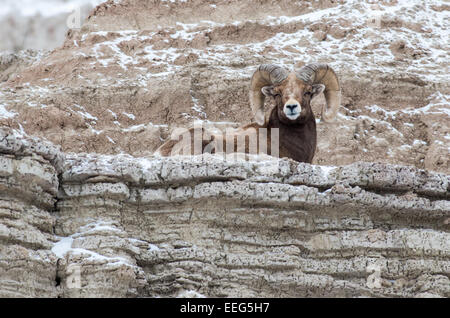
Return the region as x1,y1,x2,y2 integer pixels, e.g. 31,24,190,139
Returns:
296,63,341,122
249,64,289,125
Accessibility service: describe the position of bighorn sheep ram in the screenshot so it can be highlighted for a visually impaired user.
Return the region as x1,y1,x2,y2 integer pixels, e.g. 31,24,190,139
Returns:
156,63,341,163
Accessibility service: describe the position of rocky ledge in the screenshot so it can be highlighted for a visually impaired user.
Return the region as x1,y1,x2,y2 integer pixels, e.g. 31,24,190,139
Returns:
0,127,449,297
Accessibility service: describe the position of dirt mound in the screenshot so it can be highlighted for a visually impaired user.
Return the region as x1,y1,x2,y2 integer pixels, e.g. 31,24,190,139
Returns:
0,0,448,172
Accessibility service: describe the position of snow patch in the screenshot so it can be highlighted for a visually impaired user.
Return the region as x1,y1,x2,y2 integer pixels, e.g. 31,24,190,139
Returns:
106,136,116,144
148,244,160,251
0,104,17,119
320,165,337,176
51,221,137,268
177,290,206,298
122,112,136,120
51,237,74,258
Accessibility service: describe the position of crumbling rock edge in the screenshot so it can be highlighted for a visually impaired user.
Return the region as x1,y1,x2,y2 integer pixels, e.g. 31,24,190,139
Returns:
0,127,449,298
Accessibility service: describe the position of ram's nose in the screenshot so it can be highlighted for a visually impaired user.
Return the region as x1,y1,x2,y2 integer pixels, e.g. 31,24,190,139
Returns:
286,104,298,112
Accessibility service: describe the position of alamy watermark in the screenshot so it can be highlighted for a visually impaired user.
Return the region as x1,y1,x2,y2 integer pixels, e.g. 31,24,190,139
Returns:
365,0,398,28
66,264,81,289
366,263,382,289
66,7,82,30
165,122,280,164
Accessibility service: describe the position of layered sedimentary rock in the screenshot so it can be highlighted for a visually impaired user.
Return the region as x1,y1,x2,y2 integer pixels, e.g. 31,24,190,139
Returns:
1,127,448,297
0,127,63,297
0,0,449,298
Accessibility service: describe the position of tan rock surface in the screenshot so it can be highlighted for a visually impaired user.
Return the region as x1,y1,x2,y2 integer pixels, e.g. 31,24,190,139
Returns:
1,127,449,297
0,0,449,298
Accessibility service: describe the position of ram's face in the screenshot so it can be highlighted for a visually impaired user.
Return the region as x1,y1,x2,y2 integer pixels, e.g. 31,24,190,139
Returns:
262,73,325,124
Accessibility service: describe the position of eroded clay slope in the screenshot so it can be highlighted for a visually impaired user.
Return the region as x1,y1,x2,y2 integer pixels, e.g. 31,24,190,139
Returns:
1,127,449,297
0,0,448,172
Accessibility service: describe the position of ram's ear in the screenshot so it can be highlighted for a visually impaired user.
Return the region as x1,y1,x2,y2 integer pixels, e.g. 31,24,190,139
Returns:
261,86,276,97
311,84,325,99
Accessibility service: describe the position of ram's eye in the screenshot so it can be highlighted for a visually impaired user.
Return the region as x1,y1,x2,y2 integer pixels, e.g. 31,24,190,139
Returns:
303,91,311,97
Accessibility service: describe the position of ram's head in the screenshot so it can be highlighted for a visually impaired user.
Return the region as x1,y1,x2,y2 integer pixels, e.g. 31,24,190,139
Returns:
249,63,341,125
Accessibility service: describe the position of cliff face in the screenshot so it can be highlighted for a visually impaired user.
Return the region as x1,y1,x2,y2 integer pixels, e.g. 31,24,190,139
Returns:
0,0,449,298
1,127,448,297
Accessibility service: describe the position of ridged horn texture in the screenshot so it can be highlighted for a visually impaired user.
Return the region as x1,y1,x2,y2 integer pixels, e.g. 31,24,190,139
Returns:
296,63,341,122
249,64,289,125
